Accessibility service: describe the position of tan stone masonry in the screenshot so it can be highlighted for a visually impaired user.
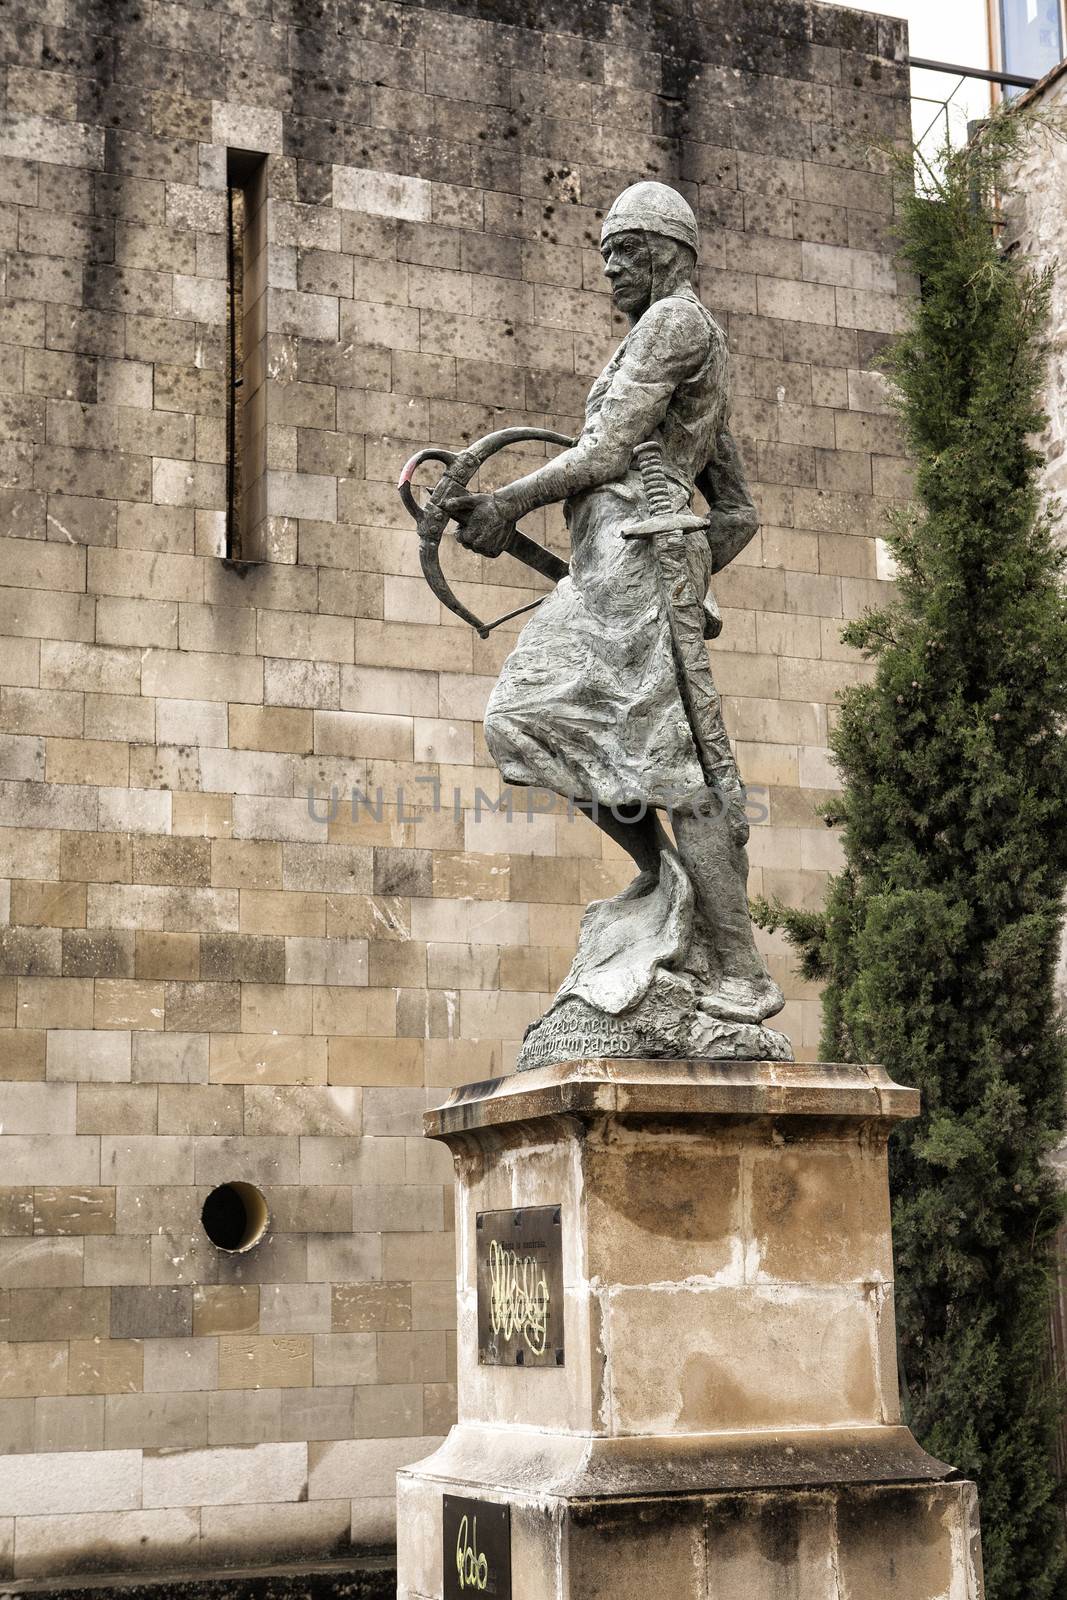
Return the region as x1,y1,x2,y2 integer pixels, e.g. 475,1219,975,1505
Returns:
0,0,913,1579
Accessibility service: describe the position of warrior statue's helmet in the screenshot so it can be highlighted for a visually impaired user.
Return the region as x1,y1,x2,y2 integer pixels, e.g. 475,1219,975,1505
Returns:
600,181,699,254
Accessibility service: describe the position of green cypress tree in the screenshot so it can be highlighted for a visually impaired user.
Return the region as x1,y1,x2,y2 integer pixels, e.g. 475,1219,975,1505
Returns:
755,114,1067,1599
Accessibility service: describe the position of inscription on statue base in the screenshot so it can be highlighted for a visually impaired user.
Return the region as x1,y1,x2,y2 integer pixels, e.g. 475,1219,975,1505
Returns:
443,1495,511,1599
476,1205,564,1367
515,994,792,1071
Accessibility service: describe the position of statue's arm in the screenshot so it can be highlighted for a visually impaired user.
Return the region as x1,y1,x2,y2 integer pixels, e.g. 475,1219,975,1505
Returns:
696,427,760,574
489,299,708,522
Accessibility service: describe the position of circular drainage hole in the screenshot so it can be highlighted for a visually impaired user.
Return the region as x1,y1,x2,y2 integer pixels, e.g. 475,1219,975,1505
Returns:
201,1182,270,1253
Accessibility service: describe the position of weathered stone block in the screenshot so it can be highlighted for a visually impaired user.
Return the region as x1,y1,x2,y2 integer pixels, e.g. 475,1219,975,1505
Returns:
141,1439,307,1508
1,1135,100,1186
110,1285,192,1341
106,1388,206,1450
34,1394,106,1454
200,1497,352,1565
0,1447,140,1518
33,1186,116,1235
0,1236,83,1289
68,1337,144,1394
12,1507,200,1580
192,1284,260,1337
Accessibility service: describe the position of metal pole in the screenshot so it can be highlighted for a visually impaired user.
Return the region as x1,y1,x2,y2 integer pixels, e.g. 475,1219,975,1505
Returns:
907,55,1038,89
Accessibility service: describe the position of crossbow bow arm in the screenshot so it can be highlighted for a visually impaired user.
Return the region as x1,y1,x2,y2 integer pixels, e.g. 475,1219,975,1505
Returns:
397,427,575,639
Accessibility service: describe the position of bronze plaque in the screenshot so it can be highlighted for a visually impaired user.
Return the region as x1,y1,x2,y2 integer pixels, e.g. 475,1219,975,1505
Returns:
476,1205,564,1367
443,1495,511,1599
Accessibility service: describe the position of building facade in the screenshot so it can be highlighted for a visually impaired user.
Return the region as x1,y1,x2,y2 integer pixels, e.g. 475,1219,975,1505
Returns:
0,0,912,1583
1006,68,1067,508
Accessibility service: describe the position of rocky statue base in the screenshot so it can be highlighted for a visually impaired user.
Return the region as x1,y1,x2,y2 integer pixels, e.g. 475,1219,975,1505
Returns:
396,1059,984,1600
515,851,792,1070
515,992,791,1069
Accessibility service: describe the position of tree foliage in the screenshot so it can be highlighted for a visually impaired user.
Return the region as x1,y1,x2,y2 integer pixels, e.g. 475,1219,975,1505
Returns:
757,113,1067,1598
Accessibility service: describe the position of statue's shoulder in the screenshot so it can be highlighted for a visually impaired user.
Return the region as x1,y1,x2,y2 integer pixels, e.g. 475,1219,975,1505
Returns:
639,296,723,379
642,292,708,327
639,293,719,354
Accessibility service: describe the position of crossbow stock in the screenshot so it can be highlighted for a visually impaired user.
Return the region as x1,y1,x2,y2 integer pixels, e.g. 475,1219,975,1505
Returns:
397,426,575,639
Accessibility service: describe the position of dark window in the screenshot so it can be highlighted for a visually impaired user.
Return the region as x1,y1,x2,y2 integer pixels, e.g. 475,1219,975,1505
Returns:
1001,0,1064,91
226,150,268,560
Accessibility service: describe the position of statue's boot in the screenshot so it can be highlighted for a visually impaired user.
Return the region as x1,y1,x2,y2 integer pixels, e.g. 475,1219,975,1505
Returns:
672,802,785,1024
571,793,783,1027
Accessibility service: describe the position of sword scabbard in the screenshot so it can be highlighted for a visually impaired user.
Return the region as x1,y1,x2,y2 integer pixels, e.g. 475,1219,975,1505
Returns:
626,439,736,788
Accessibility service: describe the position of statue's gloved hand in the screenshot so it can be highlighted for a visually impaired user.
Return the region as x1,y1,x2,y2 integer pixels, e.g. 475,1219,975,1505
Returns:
441,491,512,558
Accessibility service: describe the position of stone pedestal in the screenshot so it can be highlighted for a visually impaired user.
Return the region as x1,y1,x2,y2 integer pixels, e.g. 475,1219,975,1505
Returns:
396,1060,984,1599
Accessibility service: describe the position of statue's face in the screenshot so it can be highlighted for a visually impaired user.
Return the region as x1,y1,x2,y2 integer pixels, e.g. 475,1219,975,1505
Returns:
601,231,652,319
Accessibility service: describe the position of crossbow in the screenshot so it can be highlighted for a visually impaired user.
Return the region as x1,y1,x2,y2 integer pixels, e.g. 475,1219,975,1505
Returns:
397,426,575,640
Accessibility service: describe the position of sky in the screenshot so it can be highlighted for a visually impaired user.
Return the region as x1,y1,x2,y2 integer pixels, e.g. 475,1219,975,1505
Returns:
818,0,995,150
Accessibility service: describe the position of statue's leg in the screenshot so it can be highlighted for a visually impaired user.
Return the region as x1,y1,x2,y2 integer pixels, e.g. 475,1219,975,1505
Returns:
574,800,673,878
671,796,785,1023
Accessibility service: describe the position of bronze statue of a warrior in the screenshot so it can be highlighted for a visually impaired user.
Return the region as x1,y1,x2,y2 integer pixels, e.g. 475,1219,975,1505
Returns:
400,181,790,1067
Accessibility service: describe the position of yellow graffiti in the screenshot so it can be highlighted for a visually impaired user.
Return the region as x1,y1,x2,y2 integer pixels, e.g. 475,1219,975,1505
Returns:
455,1514,489,1591
488,1237,549,1356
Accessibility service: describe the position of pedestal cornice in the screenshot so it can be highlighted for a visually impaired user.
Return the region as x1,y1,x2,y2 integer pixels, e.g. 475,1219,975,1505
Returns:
425,1057,920,1145
409,1422,960,1501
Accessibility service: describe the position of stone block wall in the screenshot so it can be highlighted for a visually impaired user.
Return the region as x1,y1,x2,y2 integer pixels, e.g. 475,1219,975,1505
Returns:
0,0,911,1581
1005,79,1067,532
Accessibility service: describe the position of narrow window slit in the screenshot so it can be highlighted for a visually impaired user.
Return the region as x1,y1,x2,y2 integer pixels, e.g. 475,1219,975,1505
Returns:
225,149,268,561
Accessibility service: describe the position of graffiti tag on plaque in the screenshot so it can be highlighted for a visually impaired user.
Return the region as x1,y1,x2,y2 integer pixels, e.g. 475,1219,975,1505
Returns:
443,1495,511,1600
476,1205,564,1367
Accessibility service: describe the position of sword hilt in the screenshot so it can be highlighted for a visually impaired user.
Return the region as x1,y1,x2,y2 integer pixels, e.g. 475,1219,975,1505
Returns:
622,440,706,541
633,440,673,517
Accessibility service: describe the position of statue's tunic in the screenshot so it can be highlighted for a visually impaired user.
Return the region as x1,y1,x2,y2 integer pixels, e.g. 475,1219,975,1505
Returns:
485,289,729,811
